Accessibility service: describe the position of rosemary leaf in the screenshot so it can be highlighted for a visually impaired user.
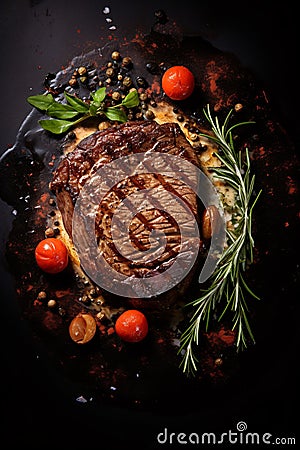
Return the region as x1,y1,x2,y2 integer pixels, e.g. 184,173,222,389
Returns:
178,104,261,377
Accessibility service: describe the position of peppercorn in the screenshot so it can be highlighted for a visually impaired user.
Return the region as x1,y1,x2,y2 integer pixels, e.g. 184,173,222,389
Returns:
234,103,243,112
69,77,78,87
111,51,121,60
106,67,114,77
136,76,148,88
66,131,76,141
37,291,47,301
123,76,132,88
146,62,159,74
145,110,155,120
47,299,57,308
122,56,132,67
139,92,148,102
215,357,223,366
112,91,121,102
78,66,87,76
45,227,55,237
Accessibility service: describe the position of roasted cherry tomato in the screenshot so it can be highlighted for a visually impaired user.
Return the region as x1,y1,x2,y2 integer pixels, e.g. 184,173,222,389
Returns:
115,309,149,343
162,65,195,100
35,237,69,274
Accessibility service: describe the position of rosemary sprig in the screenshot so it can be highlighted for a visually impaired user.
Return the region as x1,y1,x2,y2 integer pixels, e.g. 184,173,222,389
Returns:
179,104,262,376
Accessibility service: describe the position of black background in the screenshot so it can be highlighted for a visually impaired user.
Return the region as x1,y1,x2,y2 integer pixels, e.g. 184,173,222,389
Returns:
0,1,298,449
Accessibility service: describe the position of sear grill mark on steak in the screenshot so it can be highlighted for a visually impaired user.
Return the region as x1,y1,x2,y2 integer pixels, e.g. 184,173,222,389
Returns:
50,120,204,296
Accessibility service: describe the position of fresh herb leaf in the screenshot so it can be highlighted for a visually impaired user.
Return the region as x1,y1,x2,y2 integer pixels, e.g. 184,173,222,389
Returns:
39,116,86,134
89,102,99,116
105,106,127,122
91,87,106,105
27,86,140,135
47,102,81,119
64,92,90,113
121,89,139,109
27,93,54,111
178,104,261,377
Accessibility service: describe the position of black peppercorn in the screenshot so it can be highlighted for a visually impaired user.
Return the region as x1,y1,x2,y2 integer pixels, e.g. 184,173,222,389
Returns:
146,62,159,74
136,76,148,88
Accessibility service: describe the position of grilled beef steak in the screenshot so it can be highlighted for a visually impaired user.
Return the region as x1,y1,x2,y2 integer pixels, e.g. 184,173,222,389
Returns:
50,120,204,301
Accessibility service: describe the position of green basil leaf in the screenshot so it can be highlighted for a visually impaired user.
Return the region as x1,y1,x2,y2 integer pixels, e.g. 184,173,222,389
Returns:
89,102,99,116
91,87,106,105
39,119,75,134
47,102,81,119
64,92,89,113
27,93,54,111
105,107,127,123
121,89,139,109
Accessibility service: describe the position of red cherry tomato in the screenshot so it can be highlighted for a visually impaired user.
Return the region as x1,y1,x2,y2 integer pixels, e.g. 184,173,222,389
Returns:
115,309,149,343
35,238,69,274
162,65,195,100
